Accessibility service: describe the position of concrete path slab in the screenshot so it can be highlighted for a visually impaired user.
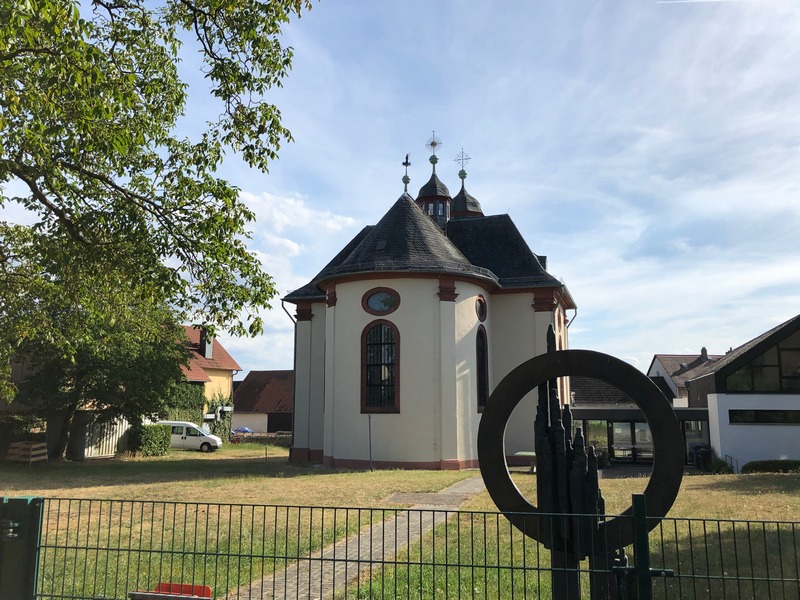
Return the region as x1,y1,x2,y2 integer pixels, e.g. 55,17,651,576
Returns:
231,476,485,599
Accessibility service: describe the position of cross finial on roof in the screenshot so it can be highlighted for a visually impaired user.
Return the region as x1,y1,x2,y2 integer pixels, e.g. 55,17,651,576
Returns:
425,131,442,174
455,146,471,170
402,153,411,192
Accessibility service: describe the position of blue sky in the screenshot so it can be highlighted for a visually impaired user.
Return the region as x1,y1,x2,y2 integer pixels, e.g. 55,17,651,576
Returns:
7,1,800,377
214,0,800,377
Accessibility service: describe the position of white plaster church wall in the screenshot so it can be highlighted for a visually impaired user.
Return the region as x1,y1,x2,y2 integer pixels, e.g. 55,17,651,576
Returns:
291,301,326,461
323,277,447,466
453,282,490,465
489,293,555,455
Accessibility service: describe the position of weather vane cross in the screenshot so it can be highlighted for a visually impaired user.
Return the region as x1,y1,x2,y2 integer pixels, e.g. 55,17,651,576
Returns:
401,153,411,192
425,131,442,156
455,146,471,170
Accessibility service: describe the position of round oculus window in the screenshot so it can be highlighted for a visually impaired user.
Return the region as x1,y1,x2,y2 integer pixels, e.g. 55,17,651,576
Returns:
476,296,487,322
363,288,400,315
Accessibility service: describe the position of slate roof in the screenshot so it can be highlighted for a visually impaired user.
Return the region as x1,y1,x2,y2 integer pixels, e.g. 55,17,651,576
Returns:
417,173,451,199
286,194,497,300
181,326,242,382
451,183,483,216
285,189,571,303
234,370,294,413
446,215,562,289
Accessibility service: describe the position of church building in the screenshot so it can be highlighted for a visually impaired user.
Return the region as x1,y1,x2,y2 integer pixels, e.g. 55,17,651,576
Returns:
284,140,576,469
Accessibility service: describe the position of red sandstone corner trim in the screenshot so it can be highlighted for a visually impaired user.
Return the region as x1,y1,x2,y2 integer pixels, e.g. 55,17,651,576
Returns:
531,288,557,311
438,276,458,301
289,447,323,464
295,301,313,321
325,285,337,308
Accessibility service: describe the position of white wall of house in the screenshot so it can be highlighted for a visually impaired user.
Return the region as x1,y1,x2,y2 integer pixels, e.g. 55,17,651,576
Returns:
647,358,680,398
708,393,800,469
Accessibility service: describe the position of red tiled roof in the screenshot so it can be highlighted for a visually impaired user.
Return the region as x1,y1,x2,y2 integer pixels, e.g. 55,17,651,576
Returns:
180,326,242,382
234,370,294,414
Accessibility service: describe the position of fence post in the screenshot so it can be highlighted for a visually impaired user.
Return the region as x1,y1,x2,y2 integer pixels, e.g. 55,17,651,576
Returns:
0,497,44,600
631,493,652,600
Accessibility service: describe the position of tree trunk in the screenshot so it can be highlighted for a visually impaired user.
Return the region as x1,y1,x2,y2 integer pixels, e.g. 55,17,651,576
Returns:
48,404,78,460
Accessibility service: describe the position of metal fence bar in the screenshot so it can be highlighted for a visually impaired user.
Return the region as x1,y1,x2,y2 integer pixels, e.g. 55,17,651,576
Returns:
3,496,800,599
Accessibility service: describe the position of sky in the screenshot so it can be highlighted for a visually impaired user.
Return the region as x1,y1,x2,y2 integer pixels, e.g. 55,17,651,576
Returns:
210,0,800,378
8,1,800,378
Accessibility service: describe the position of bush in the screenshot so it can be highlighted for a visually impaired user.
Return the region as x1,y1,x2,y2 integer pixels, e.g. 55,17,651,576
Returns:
164,382,206,423
742,459,800,474
710,457,734,474
593,447,611,469
129,424,171,457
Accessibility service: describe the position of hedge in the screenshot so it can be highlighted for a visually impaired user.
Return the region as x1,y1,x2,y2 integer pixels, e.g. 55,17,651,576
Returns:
741,459,800,474
129,424,172,457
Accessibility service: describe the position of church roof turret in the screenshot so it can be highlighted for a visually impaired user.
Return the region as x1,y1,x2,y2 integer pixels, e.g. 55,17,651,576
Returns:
451,148,483,217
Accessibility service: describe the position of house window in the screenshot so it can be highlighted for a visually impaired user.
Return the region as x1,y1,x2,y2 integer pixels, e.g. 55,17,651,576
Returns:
725,338,800,393
729,410,800,425
477,326,489,411
362,320,399,413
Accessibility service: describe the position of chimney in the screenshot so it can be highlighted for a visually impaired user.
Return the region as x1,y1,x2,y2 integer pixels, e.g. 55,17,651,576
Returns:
701,347,708,361
199,329,213,360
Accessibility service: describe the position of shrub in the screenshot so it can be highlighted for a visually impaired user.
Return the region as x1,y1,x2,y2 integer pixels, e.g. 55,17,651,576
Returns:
710,457,734,474
741,459,800,474
593,447,611,469
129,424,171,457
164,382,206,423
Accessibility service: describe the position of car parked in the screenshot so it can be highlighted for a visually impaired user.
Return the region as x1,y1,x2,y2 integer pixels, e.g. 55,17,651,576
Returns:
157,421,223,452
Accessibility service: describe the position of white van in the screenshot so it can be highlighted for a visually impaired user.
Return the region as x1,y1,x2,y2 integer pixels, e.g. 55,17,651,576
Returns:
157,421,223,452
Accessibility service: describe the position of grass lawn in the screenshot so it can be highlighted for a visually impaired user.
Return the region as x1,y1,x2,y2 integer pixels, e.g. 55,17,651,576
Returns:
3,445,798,521
0,443,475,507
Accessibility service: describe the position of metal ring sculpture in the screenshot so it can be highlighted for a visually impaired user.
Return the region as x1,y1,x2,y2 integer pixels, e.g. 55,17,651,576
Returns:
478,349,684,550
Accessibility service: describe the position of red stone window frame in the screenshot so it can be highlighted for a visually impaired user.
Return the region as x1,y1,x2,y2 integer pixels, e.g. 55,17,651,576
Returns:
477,325,489,412
361,319,400,413
362,287,401,316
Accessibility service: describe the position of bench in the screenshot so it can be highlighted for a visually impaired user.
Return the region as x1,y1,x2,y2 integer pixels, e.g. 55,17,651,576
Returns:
513,451,537,473
129,583,212,600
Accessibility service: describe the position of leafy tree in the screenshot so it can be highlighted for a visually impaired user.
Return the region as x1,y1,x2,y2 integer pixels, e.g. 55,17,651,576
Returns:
0,0,312,390
11,247,194,458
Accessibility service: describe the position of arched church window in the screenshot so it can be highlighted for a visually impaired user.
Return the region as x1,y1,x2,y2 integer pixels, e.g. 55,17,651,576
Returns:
477,326,489,411
362,320,400,413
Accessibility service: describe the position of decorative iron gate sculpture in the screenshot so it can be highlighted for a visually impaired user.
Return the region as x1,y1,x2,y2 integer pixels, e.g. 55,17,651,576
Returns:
478,327,685,599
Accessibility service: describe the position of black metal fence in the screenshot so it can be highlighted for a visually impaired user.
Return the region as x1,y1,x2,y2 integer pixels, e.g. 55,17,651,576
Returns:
2,496,799,599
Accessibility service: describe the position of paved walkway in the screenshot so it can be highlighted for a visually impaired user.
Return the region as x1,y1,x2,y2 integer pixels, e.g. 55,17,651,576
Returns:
231,477,485,599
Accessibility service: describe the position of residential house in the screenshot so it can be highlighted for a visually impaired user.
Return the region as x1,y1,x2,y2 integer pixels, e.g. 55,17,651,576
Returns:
233,370,294,433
